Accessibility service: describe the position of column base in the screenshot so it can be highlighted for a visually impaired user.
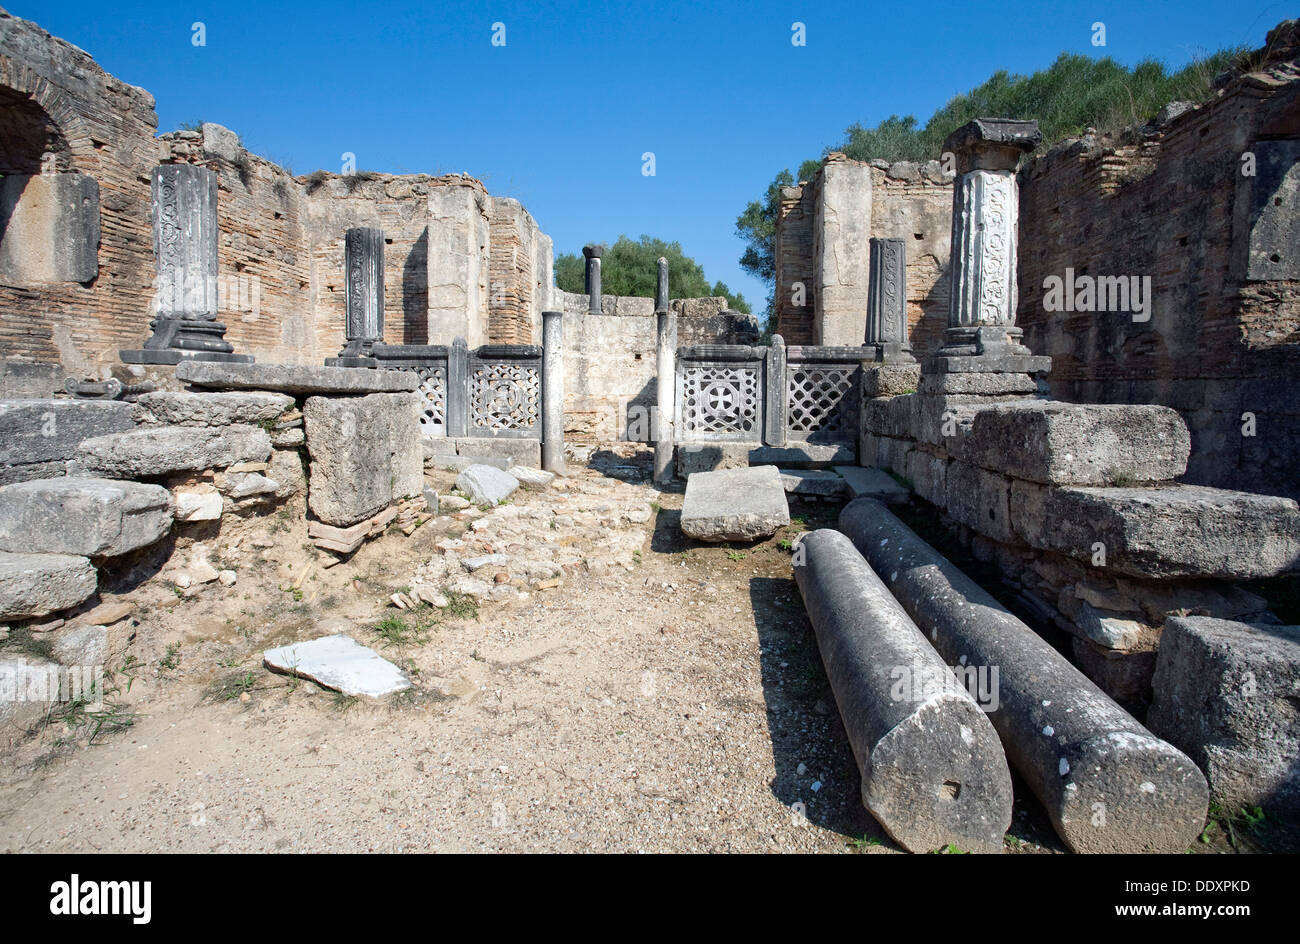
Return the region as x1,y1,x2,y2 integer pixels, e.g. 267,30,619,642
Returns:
935,324,1032,358
120,349,254,366
324,356,380,368
122,316,252,365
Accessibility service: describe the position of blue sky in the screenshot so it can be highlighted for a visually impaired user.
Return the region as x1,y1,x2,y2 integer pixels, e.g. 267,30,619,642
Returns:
10,0,1289,310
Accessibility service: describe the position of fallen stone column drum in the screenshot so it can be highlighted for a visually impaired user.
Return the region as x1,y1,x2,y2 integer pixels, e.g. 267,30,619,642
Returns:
839,498,1209,853
794,528,1012,853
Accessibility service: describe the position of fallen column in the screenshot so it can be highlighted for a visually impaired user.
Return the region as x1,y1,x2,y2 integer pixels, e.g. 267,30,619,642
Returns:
793,528,1012,853
839,498,1209,853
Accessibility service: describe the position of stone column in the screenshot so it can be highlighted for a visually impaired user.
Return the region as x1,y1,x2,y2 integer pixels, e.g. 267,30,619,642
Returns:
541,310,567,474
446,336,469,438
121,164,252,365
937,119,1041,358
655,256,669,313
583,244,603,315
327,227,385,367
654,309,677,484
866,237,913,364
764,334,788,446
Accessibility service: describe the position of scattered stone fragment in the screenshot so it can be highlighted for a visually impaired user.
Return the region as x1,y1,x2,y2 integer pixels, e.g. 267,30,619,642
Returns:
680,465,790,542
511,466,555,490
441,496,471,512
308,519,369,555
224,473,280,499
422,487,439,514
50,624,107,668
263,634,411,697
455,465,519,505
218,570,237,587
174,486,222,522
463,553,509,572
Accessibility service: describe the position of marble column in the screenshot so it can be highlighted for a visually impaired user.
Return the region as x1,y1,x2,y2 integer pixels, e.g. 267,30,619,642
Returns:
122,164,252,365
938,119,1041,358
654,309,677,483
866,237,913,364
326,227,385,367
655,256,669,313
541,310,567,474
583,244,603,315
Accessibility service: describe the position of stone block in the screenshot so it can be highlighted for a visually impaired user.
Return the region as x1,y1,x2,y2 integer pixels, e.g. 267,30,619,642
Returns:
303,392,423,527
0,399,135,466
905,449,948,506
0,552,97,620
1010,482,1300,579
177,360,417,395
0,172,100,283
132,391,295,427
1148,616,1300,817
75,425,271,479
862,364,920,398
174,485,222,522
834,465,909,503
961,401,1190,486
919,372,1038,396
943,460,1014,543
0,478,173,557
510,467,555,490
681,465,789,542
778,469,848,497
455,465,520,505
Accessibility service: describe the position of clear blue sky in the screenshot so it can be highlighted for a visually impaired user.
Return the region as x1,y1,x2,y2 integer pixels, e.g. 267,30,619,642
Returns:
9,0,1289,311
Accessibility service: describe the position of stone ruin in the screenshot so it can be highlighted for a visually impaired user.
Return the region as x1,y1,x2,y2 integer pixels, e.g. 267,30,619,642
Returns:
1,8,1299,854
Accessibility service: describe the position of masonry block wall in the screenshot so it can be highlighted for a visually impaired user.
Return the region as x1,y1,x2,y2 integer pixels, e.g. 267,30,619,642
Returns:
773,154,951,355
1017,21,1300,500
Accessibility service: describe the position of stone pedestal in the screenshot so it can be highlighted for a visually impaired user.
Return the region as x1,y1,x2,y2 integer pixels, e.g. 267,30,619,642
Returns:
326,227,385,368
925,119,1043,386
121,165,252,366
541,311,566,474
866,237,914,364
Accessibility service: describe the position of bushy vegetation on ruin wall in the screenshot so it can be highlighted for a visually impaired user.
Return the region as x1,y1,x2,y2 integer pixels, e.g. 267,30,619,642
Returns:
735,47,1248,316
554,234,752,313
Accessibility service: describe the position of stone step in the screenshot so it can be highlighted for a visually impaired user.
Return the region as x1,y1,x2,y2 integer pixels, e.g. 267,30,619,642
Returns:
778,469,848,497
834,465,910,503
75,425,271,479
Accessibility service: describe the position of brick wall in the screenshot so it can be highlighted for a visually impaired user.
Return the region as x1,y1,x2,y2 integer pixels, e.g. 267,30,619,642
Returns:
1017,25,1300,499
0,12,161,396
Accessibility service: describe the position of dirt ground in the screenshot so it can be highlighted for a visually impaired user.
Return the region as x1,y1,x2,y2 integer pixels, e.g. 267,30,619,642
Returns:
0,450,1260,854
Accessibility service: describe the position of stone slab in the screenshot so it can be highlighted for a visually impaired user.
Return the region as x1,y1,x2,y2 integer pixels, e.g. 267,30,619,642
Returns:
0,551,97,620
455,465,519,505
177,360,417,395
0,478,173,557
76,425,272,478
778,469,848,497
426,437,541,468
962,401,1190,486
1010,482,1300,579
922,354,1052,375
675,441,855,477
132,391,295,427
0,399,135,466
680,465,790,542
263,634,411,697
303,392,423,527
834,465,910,503
1148,616,1300,817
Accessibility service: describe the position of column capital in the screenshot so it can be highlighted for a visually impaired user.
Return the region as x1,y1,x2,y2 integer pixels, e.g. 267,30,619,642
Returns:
943,118,1041,174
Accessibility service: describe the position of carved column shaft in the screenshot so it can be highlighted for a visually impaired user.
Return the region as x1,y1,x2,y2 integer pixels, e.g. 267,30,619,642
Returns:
867,237,913,363
153,164,218,320
948,170,1018,331
343,227,385,352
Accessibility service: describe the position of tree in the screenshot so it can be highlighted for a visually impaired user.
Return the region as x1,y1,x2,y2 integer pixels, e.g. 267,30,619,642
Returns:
555,234,750,313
